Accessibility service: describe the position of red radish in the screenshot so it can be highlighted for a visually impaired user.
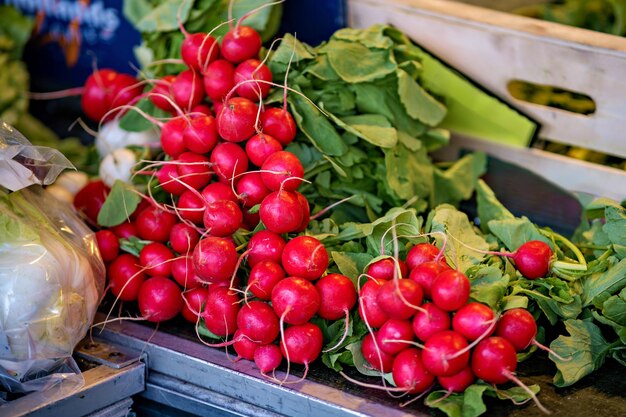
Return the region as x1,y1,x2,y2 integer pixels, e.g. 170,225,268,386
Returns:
176,190,205,225
495,308,538,352
181,287,209,323
110,221,138,239
73,180,110,225
157,163,187,195
81,69,118,121
512,240,553,279
160,117,188,158
108,254,146,301
246,230,286,267
293,191,311,233
202,286,240,336
392,348,436,394
192,236,238,283
138,276,183,322
259,190,303,234
260,107,297,146
169,223,200,254
242,208,260,230
183,115,218,154
202,59,235,101
171,257,204,289
181,32,219,71
109,73,143,110
367,257,406,281
95,230,119,262
315,273,357,320
172,69,205,110
209,142,249,184
431,270,471,312
361,332,395,373
280,322,323,365
358,279,389,328
409,260,450,298
422,330,470,377
130,198,151,220
471,336,517,384
245,133,282,167
221,25,262,63
233,59,273,100
217,97,259,142
150,75,176,112
236,172,270,208
237,301,280,345
202,181,238,204
139,242,174,276
452,302,496,342
248,261,285,300
176,152,212,190
376,319,414,355
406,243,441,271
376,279,423,320
254,344,283,373
136,206,178,243
191,103,212,117
412,303,451,342
271,277,321,325
203,200,243,236
233,329,259,360
260,151,304,192
281,236,328,281
438,366,475,393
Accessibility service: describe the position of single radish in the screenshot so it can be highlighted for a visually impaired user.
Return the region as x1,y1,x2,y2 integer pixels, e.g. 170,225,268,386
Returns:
362,332,395,373
246,230,286,267
169,223,200,254
260,107,297,146
109,73,143,110
280,322,323,366
495,308,540,352
95,230,119,262
293,191,311,233
260,151,304,192
221,25,262,63
409,260,450,298
176,190,205,225
412,302,451,342
202,286,240,336
422,330,470,377
430,270,470,312
202,59,235,101
259,190,303,234
254,344,283,374
248,260,286,300
172,69,205,110
367,257,407,281
160,117,188,158
271,277,321,325
157,163,187,195
139,242,174,276
209,142,249,184
376,319,414,355
245,133,282,167
181,287,209,323
452,302,496,342
406,243,441,271
281,236,328,281
138,276,183,322
110,221,138,239
237,301,280,345
511,241,553,279
217,97,259,142
81,69,118,121
108,254,147,301
233,59,273,100
203,200,243,236
236,171,270,208
176,152,212,190
136,206,178,243
376,279,423,320
192,236,238,283
202,181,238,204
233,329,259,360
171,257,204,289
315,273,357,320
358,279,389,328
73,180,110,225
392,348,436,394
190,103,213,117
438,366,476,393
150,75,176,112
183,115,218,154
181,32,219,71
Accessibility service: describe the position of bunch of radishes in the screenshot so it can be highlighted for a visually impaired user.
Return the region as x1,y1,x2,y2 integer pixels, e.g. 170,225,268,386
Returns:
355,242,549,412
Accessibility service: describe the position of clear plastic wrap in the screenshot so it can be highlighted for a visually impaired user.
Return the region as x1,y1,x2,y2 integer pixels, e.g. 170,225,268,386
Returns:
0,121,106,407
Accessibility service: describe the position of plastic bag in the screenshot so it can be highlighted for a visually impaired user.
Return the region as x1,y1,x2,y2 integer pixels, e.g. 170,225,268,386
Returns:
0,122,106,406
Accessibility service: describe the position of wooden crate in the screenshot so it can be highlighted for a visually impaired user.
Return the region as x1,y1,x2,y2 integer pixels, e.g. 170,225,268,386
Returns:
347,0,626,201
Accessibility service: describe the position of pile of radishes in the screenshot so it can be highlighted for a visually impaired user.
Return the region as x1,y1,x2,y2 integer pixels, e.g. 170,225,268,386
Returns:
355,242,549,412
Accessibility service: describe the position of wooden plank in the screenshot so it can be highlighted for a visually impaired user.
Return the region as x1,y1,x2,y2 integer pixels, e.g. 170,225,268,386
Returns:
347,0,626,159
